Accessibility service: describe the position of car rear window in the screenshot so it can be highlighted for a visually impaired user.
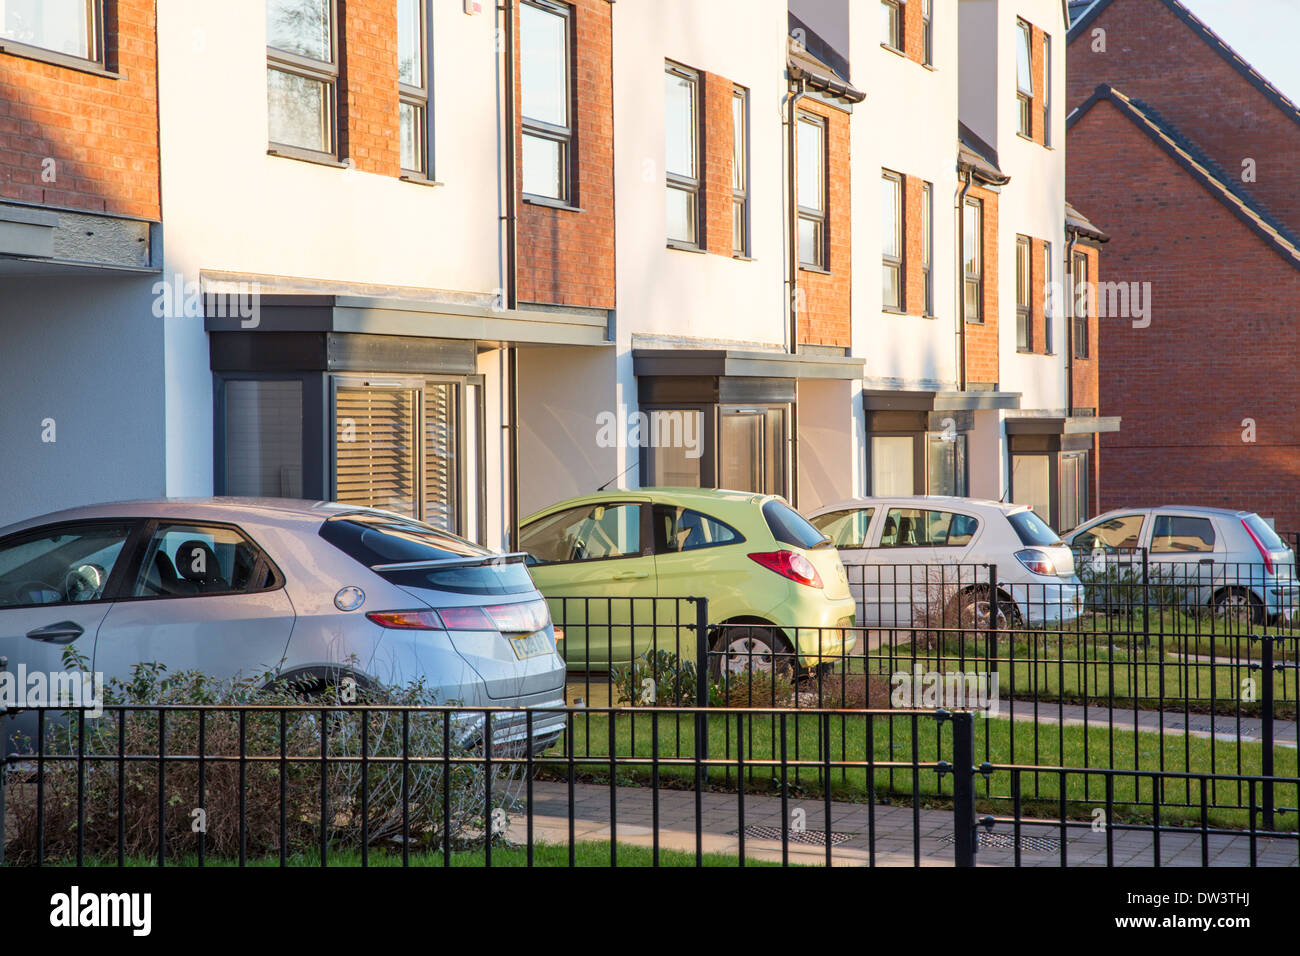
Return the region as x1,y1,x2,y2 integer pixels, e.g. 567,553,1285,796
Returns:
321,513,535,595
1008,509,1062,547
1244,514,1287,552
763,500,830,550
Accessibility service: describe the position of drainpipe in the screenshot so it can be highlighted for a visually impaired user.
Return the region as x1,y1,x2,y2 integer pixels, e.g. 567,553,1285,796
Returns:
1065,231,1078,416
500,0,521,549
785,78,807,507
956,168,973,391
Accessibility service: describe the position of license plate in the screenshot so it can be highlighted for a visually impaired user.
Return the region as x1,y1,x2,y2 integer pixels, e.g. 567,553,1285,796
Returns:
510,632,553,660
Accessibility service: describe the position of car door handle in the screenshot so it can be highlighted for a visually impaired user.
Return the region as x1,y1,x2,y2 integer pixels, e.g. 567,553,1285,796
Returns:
26,621,85,644
1199,559,1215,565
613,571,649,580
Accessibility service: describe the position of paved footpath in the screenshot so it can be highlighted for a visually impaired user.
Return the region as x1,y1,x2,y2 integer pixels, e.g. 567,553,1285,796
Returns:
999,701,1298,748
508,781,1299,867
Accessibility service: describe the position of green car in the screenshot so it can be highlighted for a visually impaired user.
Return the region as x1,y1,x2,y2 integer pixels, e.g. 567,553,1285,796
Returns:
519,488,857,674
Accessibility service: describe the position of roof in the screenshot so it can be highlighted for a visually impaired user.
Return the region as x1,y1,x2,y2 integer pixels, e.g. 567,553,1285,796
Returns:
810,496,1030,517
521,487,777,524
0,497,363,538
957,122,1010,185
1067,0,1300,131
1069,85,1300,272
787,35,864,103
788,11,850,85
1065,201,1110,243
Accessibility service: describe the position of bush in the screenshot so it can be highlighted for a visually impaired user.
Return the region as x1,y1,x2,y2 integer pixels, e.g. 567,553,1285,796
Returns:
610,650,698,706
2,653,525,865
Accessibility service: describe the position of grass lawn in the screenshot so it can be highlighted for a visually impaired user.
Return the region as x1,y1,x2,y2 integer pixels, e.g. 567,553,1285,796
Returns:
51,841,771,868
542,709,1298,830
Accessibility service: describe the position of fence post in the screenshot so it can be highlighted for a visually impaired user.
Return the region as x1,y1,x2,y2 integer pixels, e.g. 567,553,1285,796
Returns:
0,654,7,866
1261,635,1275,831
1141,548,1150,648
951,711,977,867
693,597,710,766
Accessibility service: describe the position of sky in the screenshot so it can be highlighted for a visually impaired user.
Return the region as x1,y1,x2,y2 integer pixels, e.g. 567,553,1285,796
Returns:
1176,0,1300,105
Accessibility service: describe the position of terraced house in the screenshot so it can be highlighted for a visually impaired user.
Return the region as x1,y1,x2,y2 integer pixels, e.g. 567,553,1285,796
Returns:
1067,0,1300,531
1,0,1109,543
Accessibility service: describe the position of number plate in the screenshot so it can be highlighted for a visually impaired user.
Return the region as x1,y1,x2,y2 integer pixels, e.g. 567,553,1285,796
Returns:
510,632,553,660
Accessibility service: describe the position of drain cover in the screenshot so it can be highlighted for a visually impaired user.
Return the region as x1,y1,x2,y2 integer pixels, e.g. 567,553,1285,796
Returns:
729,825,854,847
940,831,1062,853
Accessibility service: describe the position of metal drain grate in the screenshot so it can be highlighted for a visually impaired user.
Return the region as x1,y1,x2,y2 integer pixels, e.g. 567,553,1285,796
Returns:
728,825,855,847
940,831,1062,853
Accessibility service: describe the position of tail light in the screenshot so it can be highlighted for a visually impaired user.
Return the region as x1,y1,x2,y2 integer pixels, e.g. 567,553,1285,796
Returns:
749,550,823,588
1242,519,1277,575
1015,548,1058,576
368,598,551,634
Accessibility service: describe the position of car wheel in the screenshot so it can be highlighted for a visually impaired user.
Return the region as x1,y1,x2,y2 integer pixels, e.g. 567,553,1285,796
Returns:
1213,588,1263,627
945,586,1018,641
709,625,794,681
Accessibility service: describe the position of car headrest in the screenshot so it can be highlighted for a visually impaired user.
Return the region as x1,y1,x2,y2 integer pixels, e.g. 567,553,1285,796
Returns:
175,540,222,583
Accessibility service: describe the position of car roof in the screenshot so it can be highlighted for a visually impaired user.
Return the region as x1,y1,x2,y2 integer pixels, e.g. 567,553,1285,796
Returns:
0,497,372,538
1094,505,1253,519
522,487,774,522
811,495,1026,516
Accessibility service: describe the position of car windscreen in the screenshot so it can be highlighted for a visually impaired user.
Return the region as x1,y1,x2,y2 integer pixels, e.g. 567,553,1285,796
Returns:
1008,509,1063,547
1244,514,1287,552
763,500,831,550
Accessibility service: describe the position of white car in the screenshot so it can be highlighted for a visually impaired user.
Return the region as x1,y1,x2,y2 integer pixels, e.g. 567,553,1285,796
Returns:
807,496,1084,629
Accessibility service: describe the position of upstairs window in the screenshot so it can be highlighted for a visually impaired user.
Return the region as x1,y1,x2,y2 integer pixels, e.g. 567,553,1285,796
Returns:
732,87,749,256
797,113,827,269
921,181,933,315
1,0,101,62
1073,251,1091,359
881,0,903,52
521,0,573,202
1043,241,1055,352
1016,18,1033,138
881,170,903,309
1016,235,1032,351
963,197,983,323
267,0,338,159
665,63,700,246
921,0,932,65
1042,32,1052,146
397,0,429,177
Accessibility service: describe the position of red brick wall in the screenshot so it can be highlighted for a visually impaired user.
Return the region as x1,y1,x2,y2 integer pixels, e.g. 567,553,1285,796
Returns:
964,184,999,384
796,98,850,348
1068,98,1300,528
514,0,615,309
903,175,922,315
0,0,159,220
1029,237,1047,352
340,0,400,176
1068,0,1300,229
701,71,734,258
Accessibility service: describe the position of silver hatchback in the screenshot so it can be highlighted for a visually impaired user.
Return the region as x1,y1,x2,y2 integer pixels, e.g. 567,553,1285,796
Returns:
1065,506,1299,623
0,499,567,755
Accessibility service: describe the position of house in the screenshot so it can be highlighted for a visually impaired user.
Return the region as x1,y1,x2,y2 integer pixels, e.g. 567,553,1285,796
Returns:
1067,0,1300,530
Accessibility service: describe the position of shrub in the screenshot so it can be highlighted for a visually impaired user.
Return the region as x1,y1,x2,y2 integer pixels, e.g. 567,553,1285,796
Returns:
610,650,698,706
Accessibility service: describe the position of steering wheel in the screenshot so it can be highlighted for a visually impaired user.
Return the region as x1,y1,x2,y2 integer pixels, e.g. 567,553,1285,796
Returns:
64,564,107,603
571,539,587,561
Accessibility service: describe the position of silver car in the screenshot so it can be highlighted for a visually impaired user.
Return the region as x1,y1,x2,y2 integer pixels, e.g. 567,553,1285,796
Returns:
808,496,1085,629
0,498,567,754
1065,506,1299,623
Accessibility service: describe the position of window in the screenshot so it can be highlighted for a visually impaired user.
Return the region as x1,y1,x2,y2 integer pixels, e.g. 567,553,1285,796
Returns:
963,197,983,323
133,524,273,598
1016,18,1033,138
423,382,458,532
721,407,786,496
1016,235,1032,351
763,500,828,550
1042,33,1052,146
809,508,875,549
1012,454,1051,521
1074,514,1145,552
1043,241,1055,353
878,509,976,549
519,503,644,564
224,380,304,498
1009,510,1062,547
645,409,705,487
653,506,741,553
1073,251,1090,359
0,0,100,62
521,0,572,202
881,0,903,51
921,181,933,315
732,87,749,256
0,522,134,608
267,0,338,158
882,171,903,309
665,64,700,245
397,0,429,176
1059,452,1089,534
921,0,932,65
871,435,916,495
798,113,827,269
927,432,967,496
1151,515,1216,554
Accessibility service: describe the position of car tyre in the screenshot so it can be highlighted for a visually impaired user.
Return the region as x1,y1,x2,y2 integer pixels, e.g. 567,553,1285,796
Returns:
1212,588,1264,627
709,625,795,682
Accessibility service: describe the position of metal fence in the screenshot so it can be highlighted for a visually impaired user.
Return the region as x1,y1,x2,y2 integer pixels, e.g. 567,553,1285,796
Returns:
3,703,1296,868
